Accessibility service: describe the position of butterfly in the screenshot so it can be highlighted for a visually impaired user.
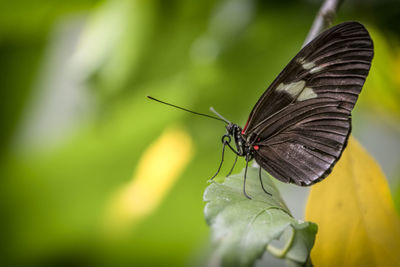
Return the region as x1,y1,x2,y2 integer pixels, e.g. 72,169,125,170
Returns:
148,21,374,199
210,21,374,198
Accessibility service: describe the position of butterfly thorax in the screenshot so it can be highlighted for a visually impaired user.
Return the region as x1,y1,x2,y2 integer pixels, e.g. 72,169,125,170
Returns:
226,123,254,160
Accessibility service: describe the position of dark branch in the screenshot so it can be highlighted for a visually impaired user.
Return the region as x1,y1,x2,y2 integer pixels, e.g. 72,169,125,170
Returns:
302,0,344,47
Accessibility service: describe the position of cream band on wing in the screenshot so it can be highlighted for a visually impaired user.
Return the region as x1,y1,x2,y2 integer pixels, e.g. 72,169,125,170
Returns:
276,80,317,101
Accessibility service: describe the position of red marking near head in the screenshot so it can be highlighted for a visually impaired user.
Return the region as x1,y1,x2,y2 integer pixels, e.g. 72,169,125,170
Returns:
253,145,259,150
241,120,249,135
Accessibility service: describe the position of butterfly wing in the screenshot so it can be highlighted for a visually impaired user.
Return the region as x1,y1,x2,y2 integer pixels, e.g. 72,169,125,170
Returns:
242,21,373,185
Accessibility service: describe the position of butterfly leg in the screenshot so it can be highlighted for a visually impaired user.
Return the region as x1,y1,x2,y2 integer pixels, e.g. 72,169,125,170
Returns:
259,167,272,196
243,154,252,199
226,154,238,177
210,141,227,180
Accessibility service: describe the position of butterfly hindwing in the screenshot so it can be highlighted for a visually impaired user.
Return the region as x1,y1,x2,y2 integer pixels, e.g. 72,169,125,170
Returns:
242,21,373,185
254,98,351,185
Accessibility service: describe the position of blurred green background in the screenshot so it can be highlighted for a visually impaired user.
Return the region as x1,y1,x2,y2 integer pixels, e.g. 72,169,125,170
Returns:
1,0,400,266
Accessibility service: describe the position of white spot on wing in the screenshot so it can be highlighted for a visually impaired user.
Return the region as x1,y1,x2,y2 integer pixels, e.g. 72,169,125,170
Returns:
297,57,317,70
298,87,317,101
310,65,324,74
302,61,316,70
276,80,306,97
276,80,317,101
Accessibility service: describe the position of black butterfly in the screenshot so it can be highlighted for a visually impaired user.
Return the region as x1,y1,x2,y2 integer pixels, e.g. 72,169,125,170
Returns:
149,21,374,199
210,21,373,198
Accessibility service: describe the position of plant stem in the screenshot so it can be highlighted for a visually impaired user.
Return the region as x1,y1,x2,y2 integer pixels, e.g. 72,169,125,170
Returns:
302,0,344,47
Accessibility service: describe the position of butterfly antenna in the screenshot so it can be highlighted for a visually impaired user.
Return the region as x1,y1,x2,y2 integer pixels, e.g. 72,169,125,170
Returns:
147,96,228,124
209,107,231,124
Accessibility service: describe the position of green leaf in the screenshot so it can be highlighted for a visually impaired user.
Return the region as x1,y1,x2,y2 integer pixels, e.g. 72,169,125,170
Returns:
204,167,317,267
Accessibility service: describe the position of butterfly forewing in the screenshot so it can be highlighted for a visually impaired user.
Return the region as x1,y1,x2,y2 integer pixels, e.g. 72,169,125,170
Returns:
242,22,373,186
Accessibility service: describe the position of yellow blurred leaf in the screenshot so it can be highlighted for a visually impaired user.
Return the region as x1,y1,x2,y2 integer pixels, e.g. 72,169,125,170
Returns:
305,136,400,267
104,126,194,233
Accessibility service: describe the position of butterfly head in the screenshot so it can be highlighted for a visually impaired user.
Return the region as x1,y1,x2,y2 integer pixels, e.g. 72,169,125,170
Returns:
225,123,234,134
225,123,242,138
224,123,254,158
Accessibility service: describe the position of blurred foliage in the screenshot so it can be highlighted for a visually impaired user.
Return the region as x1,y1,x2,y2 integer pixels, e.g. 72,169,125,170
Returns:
104,126,193,232
306,137,400,266
0,0,400,266
395,181,400,213
0,0,99,155
204,168,316,267
361,26,400,120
